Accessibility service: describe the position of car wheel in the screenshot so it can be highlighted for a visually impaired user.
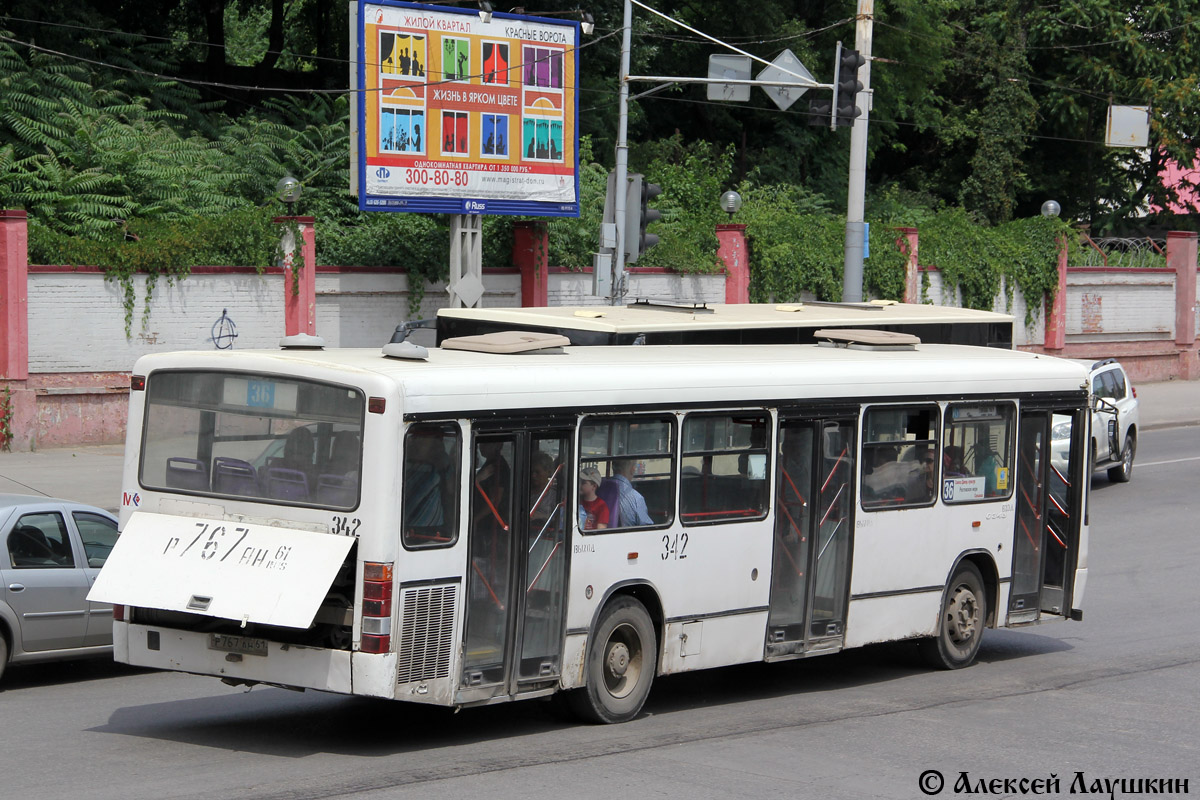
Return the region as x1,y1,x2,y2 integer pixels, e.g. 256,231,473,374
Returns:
0,631,9,683
1107,433,1134,483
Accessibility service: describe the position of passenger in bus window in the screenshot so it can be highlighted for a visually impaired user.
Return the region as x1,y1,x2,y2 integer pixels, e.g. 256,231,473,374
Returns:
609,458,653,527
281,427,317,483
328,431,360,478
579,467,610,530
405,431,447,527
943,445,968,477
863,445,909,501
906,446,937,503
474,441,511,525
974,444,1002,495
530,451,560,526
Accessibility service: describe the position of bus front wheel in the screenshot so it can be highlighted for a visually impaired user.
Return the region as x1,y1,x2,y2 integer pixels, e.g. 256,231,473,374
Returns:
920,562,986,670
570,595,657,724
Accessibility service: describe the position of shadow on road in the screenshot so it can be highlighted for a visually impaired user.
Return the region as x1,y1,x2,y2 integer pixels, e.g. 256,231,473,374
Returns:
87,627,1071,760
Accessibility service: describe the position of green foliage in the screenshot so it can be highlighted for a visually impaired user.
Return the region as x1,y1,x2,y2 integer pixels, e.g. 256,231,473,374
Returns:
737,181,906,303
914,209,1074,322
544,136,607,269
29,207,279,333
632,136,732,273
318,213,449,315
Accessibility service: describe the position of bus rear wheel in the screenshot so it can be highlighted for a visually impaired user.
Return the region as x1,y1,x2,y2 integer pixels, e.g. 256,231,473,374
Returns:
920,562,986,670
569,596,657,724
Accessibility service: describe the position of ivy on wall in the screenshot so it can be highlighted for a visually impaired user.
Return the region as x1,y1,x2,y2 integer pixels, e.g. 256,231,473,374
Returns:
915,209,1076,322
29,207,279,334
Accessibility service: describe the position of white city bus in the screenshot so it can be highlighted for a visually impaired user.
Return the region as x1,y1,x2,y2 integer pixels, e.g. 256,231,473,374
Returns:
91,330,1090,723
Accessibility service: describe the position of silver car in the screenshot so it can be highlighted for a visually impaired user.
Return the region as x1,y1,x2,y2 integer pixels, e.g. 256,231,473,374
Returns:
1,494,119,682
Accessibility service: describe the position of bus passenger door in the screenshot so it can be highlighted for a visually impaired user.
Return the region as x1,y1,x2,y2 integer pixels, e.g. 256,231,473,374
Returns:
767,417,856,658
461,427,571,699
1011,408,1082,619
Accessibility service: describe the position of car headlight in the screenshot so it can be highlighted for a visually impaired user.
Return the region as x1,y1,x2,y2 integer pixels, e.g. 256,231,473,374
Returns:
1051,421,1072,440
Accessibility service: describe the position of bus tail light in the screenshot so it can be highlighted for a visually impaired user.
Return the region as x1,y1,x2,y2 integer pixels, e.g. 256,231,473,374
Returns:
112,604,126,621
361,562,394,653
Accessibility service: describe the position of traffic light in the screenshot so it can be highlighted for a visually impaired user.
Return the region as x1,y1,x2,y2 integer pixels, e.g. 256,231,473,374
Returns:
624,173,662,263
807,97,832,127
835,46,865,128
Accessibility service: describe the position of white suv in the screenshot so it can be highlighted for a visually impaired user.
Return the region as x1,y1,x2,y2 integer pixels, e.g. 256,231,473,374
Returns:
1057,359,1139,482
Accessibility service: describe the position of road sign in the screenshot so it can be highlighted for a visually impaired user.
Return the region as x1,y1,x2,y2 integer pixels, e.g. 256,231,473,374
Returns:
707,55,752,102
756,49,813,111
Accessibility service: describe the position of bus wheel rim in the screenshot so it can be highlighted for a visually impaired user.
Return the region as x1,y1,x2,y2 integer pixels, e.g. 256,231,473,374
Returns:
947,585,979,645
603,624,641,698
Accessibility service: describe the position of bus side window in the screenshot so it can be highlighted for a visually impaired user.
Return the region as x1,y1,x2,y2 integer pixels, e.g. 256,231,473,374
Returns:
943,403,1015,502
860,405,939,510
402,423,462,549
578,415,675,531
680,413,770,525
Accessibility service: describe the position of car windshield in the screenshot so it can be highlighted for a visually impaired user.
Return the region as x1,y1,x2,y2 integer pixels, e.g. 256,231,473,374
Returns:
139,371,365,509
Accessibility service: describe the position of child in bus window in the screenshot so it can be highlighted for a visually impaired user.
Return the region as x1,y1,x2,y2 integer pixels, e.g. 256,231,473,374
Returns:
578,467,610,530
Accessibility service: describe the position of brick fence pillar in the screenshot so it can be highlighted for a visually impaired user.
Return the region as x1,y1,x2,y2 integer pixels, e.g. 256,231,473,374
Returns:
897,227,919,303
1043,235,1068,351
1168,230,1198,378
513,221,549,307
1,210,29,380
275,216,317,336
717,223,749,304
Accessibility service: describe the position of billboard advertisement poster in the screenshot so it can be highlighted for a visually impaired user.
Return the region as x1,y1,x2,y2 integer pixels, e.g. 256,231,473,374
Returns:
352,0,580,217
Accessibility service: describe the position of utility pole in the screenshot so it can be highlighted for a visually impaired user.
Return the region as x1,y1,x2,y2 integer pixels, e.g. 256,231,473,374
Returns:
611,0,634,305
842,0,874,302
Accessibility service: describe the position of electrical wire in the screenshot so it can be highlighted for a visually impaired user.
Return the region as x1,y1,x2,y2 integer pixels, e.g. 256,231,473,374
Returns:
0,24,623,97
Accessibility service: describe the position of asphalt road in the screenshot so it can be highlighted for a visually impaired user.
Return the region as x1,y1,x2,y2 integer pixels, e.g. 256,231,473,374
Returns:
2,428,1198,800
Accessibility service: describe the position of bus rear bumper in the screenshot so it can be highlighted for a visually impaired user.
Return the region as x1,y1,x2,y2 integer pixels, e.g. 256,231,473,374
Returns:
116,622,353,694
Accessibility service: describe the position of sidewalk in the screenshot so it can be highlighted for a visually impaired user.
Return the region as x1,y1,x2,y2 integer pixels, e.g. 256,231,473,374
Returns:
1,380,1196,512
0,444,126,512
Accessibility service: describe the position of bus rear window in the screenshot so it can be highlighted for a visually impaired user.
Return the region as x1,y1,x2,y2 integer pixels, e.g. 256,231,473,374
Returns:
140,371,365,509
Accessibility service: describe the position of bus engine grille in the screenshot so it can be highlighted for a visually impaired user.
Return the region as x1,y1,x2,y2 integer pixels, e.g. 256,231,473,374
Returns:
396,584,458,684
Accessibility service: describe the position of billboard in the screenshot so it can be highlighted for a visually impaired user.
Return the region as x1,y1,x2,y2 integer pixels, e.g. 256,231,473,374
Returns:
351,0,580,217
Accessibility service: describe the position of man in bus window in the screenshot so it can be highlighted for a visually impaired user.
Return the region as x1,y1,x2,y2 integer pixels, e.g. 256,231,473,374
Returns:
906,446,937,503
609,458,653,527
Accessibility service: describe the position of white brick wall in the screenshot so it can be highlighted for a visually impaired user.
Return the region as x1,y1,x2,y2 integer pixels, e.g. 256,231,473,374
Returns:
28,270,284,372
28,268,719,368
1064,270,1174,342
26,264,1182,372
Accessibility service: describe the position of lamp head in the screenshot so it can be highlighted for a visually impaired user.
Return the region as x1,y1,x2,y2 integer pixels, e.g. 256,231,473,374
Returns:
581,11,594,34
276,175,302,205
1041,200,1061,218
478,1,493,22
720,189,743,217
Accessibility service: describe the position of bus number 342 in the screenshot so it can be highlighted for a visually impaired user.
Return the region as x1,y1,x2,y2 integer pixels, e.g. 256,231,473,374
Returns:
662,533,688,560
405,168,469,187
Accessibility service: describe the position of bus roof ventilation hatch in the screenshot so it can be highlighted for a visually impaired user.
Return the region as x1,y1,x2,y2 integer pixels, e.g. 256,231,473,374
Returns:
279,333,326,350
814,328,920,350
382,341,429,360
440,330,571,354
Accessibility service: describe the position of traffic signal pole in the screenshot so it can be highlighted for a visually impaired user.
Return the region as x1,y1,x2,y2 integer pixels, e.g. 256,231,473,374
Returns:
842,0,874,302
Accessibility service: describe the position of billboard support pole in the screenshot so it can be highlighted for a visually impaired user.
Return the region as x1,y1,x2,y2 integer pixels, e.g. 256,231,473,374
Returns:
448,214,485,308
